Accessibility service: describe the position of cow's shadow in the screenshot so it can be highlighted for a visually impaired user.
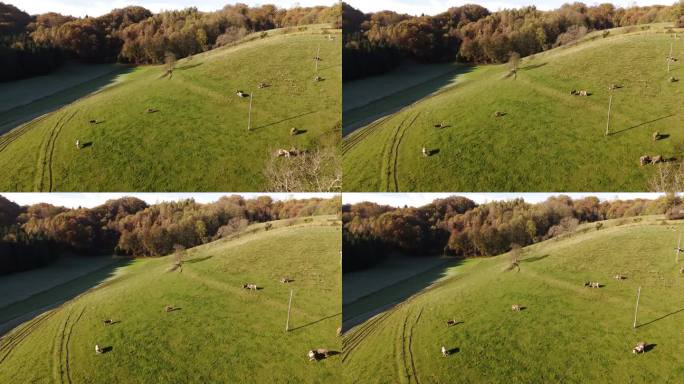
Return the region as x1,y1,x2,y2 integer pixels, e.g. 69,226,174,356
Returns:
447,347,460,355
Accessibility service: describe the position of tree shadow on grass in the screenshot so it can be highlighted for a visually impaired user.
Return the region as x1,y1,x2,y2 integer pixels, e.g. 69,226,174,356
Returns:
521,254,549,263
520,63,547,71
636,307,684,328
185,256,213,264
609,114,675,136
176,63,203,71
289,312,341,332
251,111,318,131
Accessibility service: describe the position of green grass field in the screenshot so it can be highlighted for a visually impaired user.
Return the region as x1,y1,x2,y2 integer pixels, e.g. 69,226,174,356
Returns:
0,25,341,191
343,24,684,191
343,216,684,383
0,217,341,383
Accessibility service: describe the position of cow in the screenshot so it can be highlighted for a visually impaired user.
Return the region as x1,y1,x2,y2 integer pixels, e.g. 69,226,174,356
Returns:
103,319,114,325
75,140,80,149
446,319,458,327
633,341,646,354
242,283,258,290
276,149,291,158
494,111,504,117
280,277,293,283
640,156,652,166
584,281,600,288
511,304,522,311
614,274,625,280
579,90,589,96
236,90,249,98
422,147,428,157
95,344,103,354
441,346,448,357
165,305,175,312
652,155,664,164
308,348,331,361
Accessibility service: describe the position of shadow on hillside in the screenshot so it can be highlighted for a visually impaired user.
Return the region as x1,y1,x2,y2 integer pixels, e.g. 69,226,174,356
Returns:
342,65,474,136
637,307,684,328
0,66,135,136
342,258,462,331
289,312,341,332
609,114,675,136
251,110,318,131
0,257,133,337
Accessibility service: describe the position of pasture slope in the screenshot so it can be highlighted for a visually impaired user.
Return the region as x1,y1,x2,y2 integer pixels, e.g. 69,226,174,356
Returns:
343,216,684,383
0,25,341,191
0,216,341,383
343,24,684,192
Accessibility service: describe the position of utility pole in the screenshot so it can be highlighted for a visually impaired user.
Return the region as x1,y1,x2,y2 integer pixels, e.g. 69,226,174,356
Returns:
247,92,253,131
633,286,641,329
605,93,613,136
285,289,293,332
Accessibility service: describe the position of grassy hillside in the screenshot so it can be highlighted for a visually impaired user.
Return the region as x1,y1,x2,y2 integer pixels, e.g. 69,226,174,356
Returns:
0,217,341,383
343,216,684,383
343,24,684,191
0,25,341,191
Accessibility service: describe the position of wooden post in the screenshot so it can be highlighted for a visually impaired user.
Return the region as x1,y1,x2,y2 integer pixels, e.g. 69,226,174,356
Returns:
247,92,253,131
605,94,612,136
633,286,641,329
285,289,293,332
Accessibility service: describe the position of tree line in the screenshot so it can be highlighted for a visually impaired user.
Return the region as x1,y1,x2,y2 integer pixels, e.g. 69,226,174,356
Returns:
343,194,684,272
0,2,342,81
0,194,340,275
343,1,684,81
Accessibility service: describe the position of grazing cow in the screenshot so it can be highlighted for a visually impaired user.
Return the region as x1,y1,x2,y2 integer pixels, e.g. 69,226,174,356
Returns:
446,319,458,327
614,274,625,280
258,82,269,89
584,281,600,288
511,304,522,311
579,90,589,96
103,319,113,325
653,131,662,141
441,346,448,357
640,155,652,166
670,76,679,83
422,147,428,157
290,127,299,136
242,283,258,290
494,111,504,117
308,349,331,361
608,84,622,91
314,76,323,82
95,344,103,354
89,119,97,124
236,90,249,98
280,277,293,283
652,155,664,164
633,341,646,354
146,107,158,113
276,148,291,158
75,140,80,149
165,305,174,312
337,327,342,337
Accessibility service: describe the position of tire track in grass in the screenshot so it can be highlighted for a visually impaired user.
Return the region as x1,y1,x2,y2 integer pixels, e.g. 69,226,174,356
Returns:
47,110,77,192
64,306,85,384
35,111,66,191
342,306,400,363
406,307,423,384
0,310,57,365
341,115,391,156
56,308,73,384
391,112,420,192
382,114,411,191
0,114,51,152
399,308,411,383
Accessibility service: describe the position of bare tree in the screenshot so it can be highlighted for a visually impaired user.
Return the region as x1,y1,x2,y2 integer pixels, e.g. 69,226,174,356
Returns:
171,244,185,271
508,51,521,79
163,51,176,79
264,146,341,192
648,162,684,192
216,217,249,239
